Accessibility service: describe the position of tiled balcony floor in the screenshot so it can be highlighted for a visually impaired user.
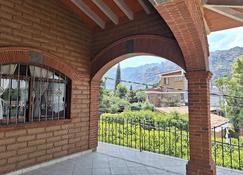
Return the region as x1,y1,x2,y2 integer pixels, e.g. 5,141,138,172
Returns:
21,142,243,175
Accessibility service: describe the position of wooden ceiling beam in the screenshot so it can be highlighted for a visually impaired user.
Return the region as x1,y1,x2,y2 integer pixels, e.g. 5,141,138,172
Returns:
204,0,243,8
113,0,134,20
137,0,151,14
148,0,171,6
71,0,105,29
205,6,243,23
92,0,119,25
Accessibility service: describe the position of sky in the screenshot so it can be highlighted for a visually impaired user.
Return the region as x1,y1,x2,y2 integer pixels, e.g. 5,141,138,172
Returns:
208,26,243,52
119,26,243,68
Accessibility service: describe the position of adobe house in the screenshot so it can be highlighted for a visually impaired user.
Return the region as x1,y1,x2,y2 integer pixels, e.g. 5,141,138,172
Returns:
0,0,242,175
145,69,188,107
160,70,186,91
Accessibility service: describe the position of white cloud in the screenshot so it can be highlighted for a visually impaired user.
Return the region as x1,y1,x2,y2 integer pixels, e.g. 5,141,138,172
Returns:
208,26,243,51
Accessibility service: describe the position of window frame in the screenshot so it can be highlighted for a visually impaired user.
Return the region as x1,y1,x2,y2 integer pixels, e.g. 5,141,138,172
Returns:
163,78,169,85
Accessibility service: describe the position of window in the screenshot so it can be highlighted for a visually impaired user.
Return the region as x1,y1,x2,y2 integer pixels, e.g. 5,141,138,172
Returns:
175,76,183,81
163,78,169,85
0,64,70,126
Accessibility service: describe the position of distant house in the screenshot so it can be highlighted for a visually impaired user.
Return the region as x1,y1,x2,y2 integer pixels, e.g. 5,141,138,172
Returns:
160,69,187,91
145,70,188,107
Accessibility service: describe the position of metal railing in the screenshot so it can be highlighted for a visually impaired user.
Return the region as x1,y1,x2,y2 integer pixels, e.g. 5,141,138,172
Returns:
98,116,189,159
212,127,243,169
98,116,243,170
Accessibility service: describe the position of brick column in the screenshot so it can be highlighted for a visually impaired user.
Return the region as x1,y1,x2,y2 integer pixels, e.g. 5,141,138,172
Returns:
89,80,100,150
186,71,216,175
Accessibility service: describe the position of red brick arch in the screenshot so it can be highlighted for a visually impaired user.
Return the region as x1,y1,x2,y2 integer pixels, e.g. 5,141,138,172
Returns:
91,35,186,81
89,34,186,149
0,47,84,81
152,0,209,71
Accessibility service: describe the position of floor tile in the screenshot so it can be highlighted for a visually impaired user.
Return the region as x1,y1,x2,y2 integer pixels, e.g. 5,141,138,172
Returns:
21,142,243,175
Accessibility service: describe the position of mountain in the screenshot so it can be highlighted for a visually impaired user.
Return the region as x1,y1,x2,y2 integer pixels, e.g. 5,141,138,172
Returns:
104,61,179,89
209,46,243,80
103,47,243,89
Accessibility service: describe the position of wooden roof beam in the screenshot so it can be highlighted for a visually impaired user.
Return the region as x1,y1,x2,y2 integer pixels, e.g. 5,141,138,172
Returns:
137,0,151,14
92,0,119,25
71,0,105,29
204,0,243,8
148,0,171,6
113,0,134,20
205,6,243,23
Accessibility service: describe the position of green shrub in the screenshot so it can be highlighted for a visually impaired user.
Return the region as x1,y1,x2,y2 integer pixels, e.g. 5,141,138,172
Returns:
101,110,188,128
136,91,146,102
130,103,142,111
141,102,154,111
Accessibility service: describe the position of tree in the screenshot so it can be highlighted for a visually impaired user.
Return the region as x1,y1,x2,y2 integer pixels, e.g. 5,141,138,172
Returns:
226,56,243,129
115,83,128,99
215,76,229,95
215,56,243,130
136,91,146,102
215,76,229,116
128,85,137,103
100,79,106,97
115,63,121,89
129,85,133,91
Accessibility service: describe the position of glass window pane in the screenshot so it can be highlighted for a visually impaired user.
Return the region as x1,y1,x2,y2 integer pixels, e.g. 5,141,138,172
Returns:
10,79,18,122
29,66,53,78
1,64,17,75
19,65,29,76
0,79,10,124
0,79,29,124
19,80,29,122
32,81,49,121
47,82,65,119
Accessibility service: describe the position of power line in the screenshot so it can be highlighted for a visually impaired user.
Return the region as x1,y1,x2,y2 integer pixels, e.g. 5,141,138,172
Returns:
103,76,154,87
103,76,243,99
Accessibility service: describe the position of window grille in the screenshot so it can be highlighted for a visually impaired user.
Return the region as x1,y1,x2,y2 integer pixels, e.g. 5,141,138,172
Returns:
0,64,70,126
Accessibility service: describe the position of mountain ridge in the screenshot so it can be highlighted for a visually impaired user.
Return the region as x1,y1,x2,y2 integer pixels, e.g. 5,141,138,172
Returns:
104,47,243,89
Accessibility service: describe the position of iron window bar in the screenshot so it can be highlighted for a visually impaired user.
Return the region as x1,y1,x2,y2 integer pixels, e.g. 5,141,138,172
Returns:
0,64,70,127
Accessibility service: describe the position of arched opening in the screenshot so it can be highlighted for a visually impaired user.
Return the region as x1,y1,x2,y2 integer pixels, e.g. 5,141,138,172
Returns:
92,54,189,172
91,35,186,81
89,32,215,174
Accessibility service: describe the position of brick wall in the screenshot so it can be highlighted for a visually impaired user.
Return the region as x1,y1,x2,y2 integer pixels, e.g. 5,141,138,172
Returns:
91,11,174,58
155,1,208,71
0,0,92,174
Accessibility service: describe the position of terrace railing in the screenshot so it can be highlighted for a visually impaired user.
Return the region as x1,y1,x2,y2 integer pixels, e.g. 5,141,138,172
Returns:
98,116,243,170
